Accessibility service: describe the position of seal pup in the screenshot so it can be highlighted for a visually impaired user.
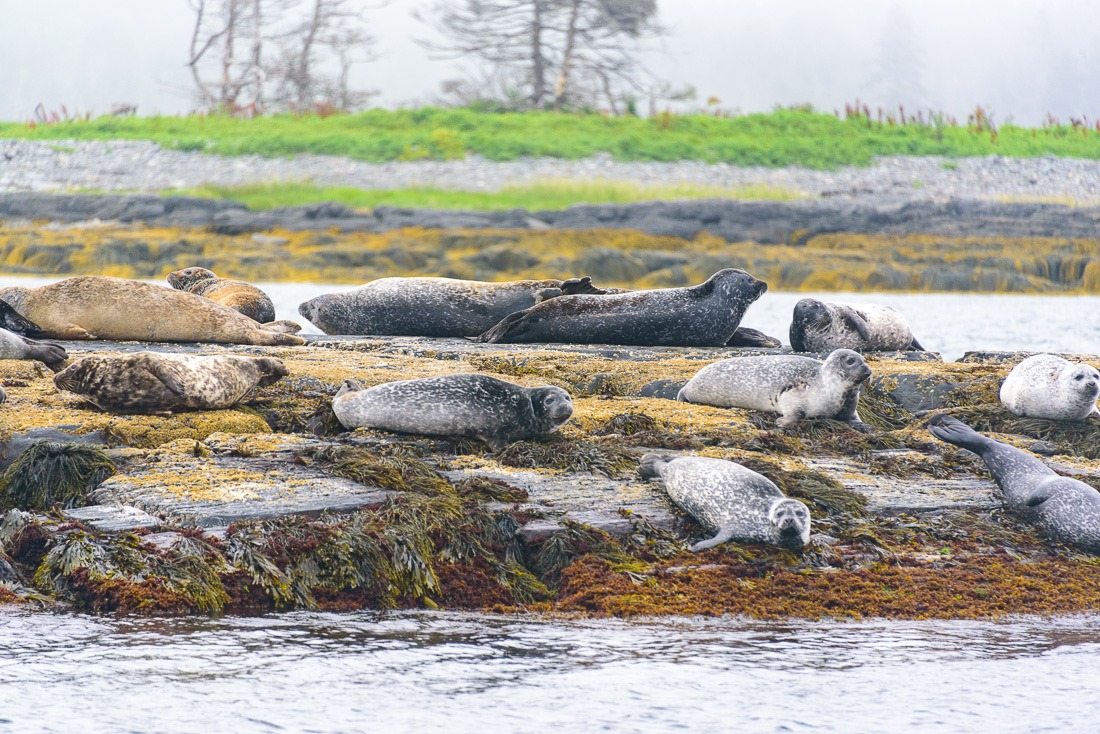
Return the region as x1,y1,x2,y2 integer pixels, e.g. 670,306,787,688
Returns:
928,414,1100,552
299,276,607,337
999,354,1099,421
789,298,924,352
0,277,305,346
53,352,289,414
166,267,299,333
0,327,68,366
639,454,811,551
331,374,573,449
477,269,768,347
677,349,872,430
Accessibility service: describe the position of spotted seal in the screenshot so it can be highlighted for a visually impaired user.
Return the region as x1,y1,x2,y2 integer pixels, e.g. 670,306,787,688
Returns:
789,298,924,352
331,373,573,449
53,352,289,414
0,277,305,346
299,276,606,337
999,354,1099,421
166,267,297,333
677,349,872,430
639,454,811,551
477,269,768,346
928,414,1100,552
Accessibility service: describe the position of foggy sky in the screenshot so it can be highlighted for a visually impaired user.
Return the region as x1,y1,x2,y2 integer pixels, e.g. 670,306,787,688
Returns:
1,0,1099,126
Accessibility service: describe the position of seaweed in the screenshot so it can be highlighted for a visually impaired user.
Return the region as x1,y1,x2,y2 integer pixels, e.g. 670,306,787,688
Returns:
0,442,115,511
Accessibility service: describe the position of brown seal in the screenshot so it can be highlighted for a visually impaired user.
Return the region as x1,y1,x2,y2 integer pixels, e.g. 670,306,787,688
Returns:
54,352,289,414
0,277,305,346
167,267,282,326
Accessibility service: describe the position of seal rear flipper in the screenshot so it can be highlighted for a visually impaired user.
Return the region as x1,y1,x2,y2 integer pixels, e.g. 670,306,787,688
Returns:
265,332,307,346
927,414,989,452
559,276,605,296
20,337,68,367
476,310,529,343
0,299,44,337
690,526,738,552
262,320,303,334
908,336,926,351
726,327,782,349
638,453,671,480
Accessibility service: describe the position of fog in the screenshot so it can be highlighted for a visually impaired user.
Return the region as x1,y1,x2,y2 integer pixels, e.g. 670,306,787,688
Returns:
1,0,1099,125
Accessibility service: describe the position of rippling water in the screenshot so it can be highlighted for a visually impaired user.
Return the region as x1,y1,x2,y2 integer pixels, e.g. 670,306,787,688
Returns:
1,275,1098,361
1,611,1099,734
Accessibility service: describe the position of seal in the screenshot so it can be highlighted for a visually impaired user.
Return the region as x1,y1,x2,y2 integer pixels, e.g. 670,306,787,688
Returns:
0,277,305,346
928,414,1100,552
0,384,6,405
789,298,924,352
0,327,68,366
639,454,811,551
299,276,607,337
999,353,1099,421
53,352,289,414
331,373,574,449
477,269,768,346
677,349,872,430
167,267,294,331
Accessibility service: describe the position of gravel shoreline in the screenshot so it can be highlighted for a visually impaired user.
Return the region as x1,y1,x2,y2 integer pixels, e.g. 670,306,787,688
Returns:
4,139,1100,202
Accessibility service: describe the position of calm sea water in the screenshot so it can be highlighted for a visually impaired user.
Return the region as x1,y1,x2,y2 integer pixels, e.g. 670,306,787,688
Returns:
1,611,1099,734
1,275,1098,361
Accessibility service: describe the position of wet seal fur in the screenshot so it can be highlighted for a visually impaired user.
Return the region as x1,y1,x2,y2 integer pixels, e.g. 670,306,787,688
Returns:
54,352,289,414
999,354,1100,421
928,414,1100,552
477,269,768,346
0,277,305,346
639,454,811,551
299,276,606,337
331,373,573,449
167,267,295,332
677,349,872,430
790,298,924,352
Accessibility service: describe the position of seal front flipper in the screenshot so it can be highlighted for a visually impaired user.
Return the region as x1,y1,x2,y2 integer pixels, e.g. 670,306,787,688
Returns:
837,305,871,341
1024,485,1058,508
149,364,187,396
690,526,738,552
53,324,97,340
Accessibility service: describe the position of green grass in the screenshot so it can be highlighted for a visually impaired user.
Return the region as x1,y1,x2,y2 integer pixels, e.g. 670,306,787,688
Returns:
168,178,805,211
5,107,1100,169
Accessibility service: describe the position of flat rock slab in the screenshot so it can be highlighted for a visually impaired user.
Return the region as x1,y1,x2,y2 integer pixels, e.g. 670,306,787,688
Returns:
64,504,161,532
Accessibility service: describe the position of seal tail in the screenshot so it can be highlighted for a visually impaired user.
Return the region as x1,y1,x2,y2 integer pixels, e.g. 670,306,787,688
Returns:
927,414,989,453
638,453,671,480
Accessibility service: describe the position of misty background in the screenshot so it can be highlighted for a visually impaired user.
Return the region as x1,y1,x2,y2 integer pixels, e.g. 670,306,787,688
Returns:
1,0,1098,126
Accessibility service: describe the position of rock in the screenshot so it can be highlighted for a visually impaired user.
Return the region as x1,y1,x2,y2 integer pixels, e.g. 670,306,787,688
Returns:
638,379,687,400
63,505,161,532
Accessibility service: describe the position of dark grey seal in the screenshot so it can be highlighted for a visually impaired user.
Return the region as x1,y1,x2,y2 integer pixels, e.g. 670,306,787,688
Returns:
677,349,872,430
54,352,288,414
299,276,605,337
790,298,924,352
477,269,768,346
331,373,573,450
928,414,1100,553
639,454,811,551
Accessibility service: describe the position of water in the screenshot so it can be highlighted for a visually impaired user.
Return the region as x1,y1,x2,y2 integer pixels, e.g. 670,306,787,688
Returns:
1,275,1098,361
1,611,1098,734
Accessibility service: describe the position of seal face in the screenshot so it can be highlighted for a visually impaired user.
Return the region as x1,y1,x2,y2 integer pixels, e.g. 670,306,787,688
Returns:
331,373,573,449
0,326,68,366
677,349,872,430
639,454,811,551
790,298,924,352
298,277,604,337
477,269,768,347
0,276,305,346
168,267,279,324
928,414,1100,552
53,352,288,414
999,354,1100,421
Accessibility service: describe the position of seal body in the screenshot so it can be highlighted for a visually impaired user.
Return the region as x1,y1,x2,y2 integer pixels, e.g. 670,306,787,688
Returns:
677,349,872,429
477,269,768,347
639,454,811,551
331,374,573,449
790,298,924,352
53,352,289,414
929,414,1100,552
299,276,605,337
167,267,278,324
0,327,68,366
0,277,305,346
1000,354,1099,421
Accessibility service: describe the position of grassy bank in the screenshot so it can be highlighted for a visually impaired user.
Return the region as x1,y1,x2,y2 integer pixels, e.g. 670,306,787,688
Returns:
2,224,1098,293
169,179,805,211
5,107,1100,168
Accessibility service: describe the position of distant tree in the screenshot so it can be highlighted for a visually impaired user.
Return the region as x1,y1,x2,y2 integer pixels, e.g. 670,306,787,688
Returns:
418,0,685,112
187,0,268,112
866,2,930,115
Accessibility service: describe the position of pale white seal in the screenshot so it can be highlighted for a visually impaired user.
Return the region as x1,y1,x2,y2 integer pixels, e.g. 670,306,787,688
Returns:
790,298,924,352
999,354,1099,421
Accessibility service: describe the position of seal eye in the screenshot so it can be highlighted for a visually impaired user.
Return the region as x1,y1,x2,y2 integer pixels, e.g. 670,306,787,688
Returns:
847,357,857,365
1076,374,1085,381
